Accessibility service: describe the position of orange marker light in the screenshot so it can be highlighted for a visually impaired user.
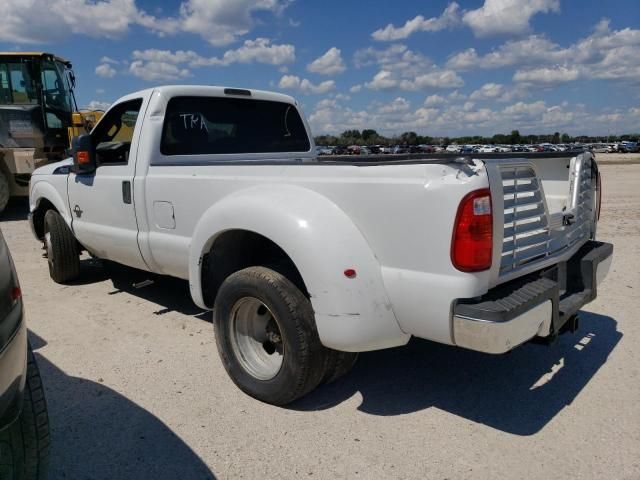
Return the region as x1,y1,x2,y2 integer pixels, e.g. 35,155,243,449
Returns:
77,151,90,165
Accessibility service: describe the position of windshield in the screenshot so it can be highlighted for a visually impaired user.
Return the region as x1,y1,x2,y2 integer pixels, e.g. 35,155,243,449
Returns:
40,60,73,129
0,61,38,104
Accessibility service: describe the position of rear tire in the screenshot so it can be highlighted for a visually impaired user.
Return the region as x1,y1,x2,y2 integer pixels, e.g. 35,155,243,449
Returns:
322,350,359,384
0,170,9,214
214,267,327,405
44,210,80,283
0,344,50,480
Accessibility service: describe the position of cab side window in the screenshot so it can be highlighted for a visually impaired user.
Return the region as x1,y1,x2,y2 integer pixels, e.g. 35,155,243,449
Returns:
92,99,143,165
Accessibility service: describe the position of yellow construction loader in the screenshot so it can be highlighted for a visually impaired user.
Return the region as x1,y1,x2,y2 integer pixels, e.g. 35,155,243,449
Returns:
0,52,104,213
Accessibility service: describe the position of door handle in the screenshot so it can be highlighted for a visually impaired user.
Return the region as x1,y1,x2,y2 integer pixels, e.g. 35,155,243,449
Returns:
122,181,132,204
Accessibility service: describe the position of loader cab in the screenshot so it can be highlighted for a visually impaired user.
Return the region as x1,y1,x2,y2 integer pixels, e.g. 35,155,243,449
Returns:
0,52,76,157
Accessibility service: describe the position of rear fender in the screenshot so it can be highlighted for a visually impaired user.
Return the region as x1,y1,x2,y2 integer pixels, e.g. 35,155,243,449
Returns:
189,184,409,352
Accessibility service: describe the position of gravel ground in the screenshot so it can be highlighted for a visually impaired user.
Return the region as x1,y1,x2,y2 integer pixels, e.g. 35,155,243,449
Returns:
0,163,638,480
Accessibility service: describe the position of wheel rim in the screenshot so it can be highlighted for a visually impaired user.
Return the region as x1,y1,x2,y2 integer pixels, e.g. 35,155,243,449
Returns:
229,297,284,381
44,231,53,268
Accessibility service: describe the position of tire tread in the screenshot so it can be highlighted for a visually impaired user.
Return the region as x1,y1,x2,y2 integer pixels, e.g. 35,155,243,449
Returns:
44,210,80,283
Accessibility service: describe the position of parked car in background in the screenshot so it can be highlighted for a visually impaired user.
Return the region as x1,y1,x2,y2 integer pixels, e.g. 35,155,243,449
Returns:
606,144,619,153
445,145,460,153
392,145,409,154
478,145,499,153
619,141,639,153
316,146,334,156
332,145,348,155
379,145,393,154
368,145,381,154
590,144,609,153
0,228,50,479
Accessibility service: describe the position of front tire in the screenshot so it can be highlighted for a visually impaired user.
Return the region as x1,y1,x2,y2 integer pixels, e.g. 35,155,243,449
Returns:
214,267,327,405
0,344,50,480
44,210,80,284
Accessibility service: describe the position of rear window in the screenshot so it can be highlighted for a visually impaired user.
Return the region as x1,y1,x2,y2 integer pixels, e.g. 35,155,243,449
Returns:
160,96,310,156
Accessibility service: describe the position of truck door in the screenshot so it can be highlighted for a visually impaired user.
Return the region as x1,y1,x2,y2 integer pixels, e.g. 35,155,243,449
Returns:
67,97,149,270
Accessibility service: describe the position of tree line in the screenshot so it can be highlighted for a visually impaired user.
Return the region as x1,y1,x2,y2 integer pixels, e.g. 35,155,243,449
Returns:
314,129,640,146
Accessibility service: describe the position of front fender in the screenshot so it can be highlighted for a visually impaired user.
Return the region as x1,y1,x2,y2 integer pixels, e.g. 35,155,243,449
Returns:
189,184,409,352
29,178,72,226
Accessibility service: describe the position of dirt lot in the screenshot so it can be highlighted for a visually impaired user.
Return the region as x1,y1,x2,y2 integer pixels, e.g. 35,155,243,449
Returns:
1,163,639,479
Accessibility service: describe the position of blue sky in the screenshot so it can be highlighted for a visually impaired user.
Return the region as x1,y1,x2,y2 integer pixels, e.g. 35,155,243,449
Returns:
1,0,638,136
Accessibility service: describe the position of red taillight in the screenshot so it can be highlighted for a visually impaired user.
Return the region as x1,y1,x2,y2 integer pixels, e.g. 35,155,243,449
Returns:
451,188,493,272
596,170,602,221
10,286,21,303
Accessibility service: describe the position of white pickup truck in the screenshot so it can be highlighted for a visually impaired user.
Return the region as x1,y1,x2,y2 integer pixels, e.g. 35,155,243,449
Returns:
28,86,613,405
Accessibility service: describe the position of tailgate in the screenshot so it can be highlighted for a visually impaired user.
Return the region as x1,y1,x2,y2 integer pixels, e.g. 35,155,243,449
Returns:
484,152,599,287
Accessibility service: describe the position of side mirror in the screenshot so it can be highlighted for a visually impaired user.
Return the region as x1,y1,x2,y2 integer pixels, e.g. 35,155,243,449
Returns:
72,134,96,174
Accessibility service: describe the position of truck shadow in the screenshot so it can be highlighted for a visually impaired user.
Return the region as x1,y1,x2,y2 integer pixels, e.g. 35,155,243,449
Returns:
293,312,621,436
72,259,210,320
0,197,29,221
28,331,216,480
64,261,621,436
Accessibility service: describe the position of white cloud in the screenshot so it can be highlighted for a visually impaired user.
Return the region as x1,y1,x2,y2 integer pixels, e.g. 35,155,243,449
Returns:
129,60,191,82
502,101,547,118
446,20,640,86
365,70,397,90
135,39,294,67
356,44,464,92
95,64,117,78
513,66,581,86
100,56,119,65
138,0,291,46
462,0,560,37
84,100,112,111
349,84,363,93
207,38,295,66
0,0,289,45
372,2,460,41
469,82,525,102
377,97,411,114
127,39,294,80
365,69,463,91
542,105,574,126
278,75,336,94
469,83,504,101
424,94,447,106
307,93,639,137
307,48,346,76
0,0,139,43
445,49,480,71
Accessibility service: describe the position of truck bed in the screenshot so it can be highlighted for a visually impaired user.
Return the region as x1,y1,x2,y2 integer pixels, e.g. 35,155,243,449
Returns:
317,150,588,165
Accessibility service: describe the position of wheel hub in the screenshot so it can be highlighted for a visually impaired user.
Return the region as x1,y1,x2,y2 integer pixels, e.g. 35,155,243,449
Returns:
229,297,284,381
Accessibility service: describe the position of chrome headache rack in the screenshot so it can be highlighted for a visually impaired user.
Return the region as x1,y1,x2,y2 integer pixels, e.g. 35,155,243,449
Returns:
485,154,595,280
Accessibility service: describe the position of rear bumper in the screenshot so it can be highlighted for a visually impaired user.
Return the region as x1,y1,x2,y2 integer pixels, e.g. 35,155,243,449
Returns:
452,240,613,354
